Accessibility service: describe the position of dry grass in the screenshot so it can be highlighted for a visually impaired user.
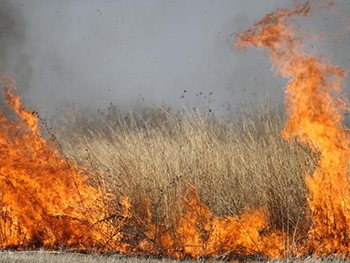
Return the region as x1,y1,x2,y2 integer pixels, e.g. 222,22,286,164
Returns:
51,101,316,245
0,251,347,263
0,251,180,263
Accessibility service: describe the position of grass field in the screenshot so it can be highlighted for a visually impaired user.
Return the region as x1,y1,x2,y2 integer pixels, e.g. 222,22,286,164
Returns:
2,98,349,261
2,0,347,260
41,101,316,259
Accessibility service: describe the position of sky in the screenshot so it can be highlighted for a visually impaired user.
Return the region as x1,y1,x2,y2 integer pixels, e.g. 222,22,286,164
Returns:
0,0,349,118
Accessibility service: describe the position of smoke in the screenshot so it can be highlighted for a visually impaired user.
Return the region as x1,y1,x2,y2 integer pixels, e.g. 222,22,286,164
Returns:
0,1,349,118
0,1,31,102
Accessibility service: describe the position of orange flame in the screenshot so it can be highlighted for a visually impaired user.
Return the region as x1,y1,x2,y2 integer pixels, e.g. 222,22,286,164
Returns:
236,0,350,257
0,76,115,250
0,76,286,259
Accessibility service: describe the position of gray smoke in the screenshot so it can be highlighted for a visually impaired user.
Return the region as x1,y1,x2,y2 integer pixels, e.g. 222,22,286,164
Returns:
0,0,349,118
0,1,31,98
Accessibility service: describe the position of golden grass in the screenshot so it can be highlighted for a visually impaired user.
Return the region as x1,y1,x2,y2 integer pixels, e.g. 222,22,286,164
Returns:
52,101,316,243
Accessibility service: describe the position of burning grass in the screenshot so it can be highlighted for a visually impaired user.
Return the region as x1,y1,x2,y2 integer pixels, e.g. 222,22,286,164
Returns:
58,103,314,240
1,0,350,260
0,72,319,259
0,77,317,259
51,101,316,259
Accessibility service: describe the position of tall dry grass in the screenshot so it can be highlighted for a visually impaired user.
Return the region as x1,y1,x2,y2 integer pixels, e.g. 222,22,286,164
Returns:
52,101,316,244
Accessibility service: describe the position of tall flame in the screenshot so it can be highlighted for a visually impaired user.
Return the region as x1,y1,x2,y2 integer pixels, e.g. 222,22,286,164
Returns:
0,76,114,250
236,0,350,257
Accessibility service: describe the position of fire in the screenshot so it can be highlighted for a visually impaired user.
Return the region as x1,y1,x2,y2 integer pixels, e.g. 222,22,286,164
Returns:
236,0,350,258
0,76,286,258
150,187,284,259
1,0,349,260
0,76,115,250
